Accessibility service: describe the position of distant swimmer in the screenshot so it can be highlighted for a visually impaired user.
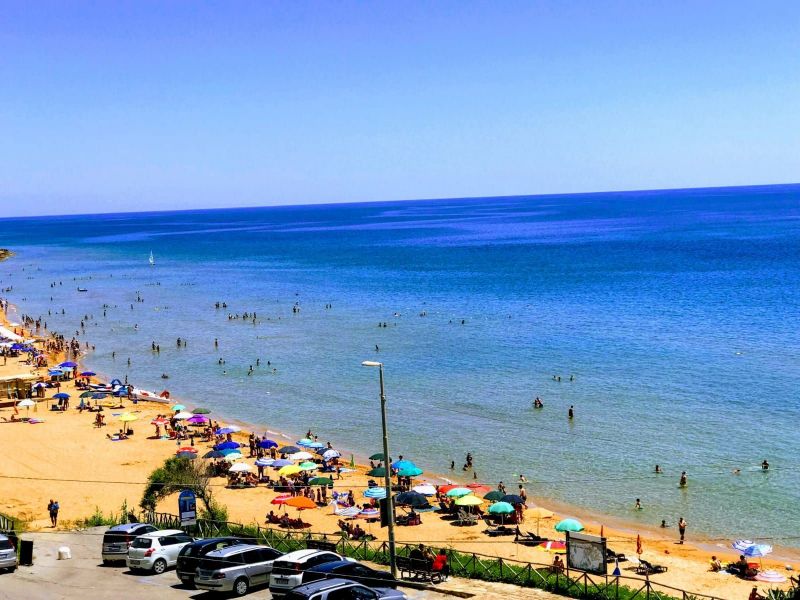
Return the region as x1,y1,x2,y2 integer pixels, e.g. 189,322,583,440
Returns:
569,374,574,381
679,471,688,487
732,469,741,475
761,459,769,470
635,498,643,510
375,345,379,352
568,405,574,419
655,465,662,474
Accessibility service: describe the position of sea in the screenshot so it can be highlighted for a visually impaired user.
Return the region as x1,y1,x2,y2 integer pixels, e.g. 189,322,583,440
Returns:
1,184,799,547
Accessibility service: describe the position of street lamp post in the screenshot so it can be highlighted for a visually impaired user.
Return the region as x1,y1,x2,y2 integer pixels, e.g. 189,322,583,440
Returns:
361,360,397,577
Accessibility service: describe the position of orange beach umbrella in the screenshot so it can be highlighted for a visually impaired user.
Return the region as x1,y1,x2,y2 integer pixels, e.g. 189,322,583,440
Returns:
285,496,317,510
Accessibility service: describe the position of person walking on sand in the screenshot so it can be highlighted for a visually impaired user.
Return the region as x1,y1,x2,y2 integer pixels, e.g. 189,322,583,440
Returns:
48,499,60,527
678,517,687,543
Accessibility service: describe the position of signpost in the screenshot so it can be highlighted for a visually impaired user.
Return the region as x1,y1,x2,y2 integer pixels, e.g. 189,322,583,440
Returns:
178,489,197,527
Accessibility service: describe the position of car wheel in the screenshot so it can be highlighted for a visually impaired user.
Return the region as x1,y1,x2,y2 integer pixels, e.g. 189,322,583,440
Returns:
233,577,249,596
152,559,167,574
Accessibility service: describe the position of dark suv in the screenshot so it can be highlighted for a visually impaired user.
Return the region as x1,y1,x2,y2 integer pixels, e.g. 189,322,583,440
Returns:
176,537,252,587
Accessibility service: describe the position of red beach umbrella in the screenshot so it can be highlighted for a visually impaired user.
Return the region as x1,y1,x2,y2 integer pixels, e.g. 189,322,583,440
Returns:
636,534,643,556
271,495,292,505
438,484,459,494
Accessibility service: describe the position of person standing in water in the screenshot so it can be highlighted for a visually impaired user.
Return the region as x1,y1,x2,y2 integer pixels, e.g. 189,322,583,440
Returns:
678,517,687,543
679,471,687,487
568,405,574,419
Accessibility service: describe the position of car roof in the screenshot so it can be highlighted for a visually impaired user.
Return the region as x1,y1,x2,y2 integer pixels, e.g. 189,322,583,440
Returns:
204,544,264,558
0,534,9,542
106,523,153,533
307,560,356,572
288,578,356,594
139,528,185,537
189,536,245,547
278,549,336,561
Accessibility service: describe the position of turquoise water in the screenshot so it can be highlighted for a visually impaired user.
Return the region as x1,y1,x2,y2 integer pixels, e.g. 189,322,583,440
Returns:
1,184,799,546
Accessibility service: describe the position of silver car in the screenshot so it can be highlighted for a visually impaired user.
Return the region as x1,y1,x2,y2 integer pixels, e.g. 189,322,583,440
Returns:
0,534,17,572
195,544,283,596
101,523,158,564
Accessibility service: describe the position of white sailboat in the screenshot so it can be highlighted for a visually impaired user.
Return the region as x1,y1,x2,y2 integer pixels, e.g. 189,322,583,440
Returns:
149,251,155,266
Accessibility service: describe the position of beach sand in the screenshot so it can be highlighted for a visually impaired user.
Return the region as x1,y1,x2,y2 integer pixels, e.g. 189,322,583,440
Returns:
0,317,796,599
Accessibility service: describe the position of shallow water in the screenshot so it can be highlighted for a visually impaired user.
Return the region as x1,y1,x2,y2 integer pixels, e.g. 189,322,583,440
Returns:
1,184,799,546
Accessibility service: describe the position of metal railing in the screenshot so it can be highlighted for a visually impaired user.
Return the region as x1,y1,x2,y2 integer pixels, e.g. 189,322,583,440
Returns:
138,511,723,600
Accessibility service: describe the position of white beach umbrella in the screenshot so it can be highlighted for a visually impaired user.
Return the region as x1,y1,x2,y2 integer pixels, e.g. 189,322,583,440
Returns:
173,411,193,420
17,399,35,408
289,451,314,461
412,484,437,496
228,462,252,473
322,449,341,460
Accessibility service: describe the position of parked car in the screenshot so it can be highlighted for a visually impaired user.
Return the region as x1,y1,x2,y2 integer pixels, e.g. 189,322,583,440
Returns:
0,534,17,572
101,523,158,565
195,543,284,596
303,560,397,588
269,550,352,597
284,578,407,600
176,537,252,588
126,529,193,574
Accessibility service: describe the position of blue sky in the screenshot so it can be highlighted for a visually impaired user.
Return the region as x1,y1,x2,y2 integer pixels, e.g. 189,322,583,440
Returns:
1,1,798,216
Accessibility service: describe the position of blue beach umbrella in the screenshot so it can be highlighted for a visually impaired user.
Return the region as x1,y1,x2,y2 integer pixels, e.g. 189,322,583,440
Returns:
216,441,241,450
732,539,756,552
59,361,77,368
80,371,96,377
203,450,226,459
113,388,128,397
110,379,123,386
391,460,416,471
296,438,313,447
446,487,472,498
555,518,584,533
279,446,300,454
271,459,293,468
216,427,238,435
743,544,773,558
309,442,326,449
364,487,387,499
258,439,278,449
53,392,70,399
219,448,241,456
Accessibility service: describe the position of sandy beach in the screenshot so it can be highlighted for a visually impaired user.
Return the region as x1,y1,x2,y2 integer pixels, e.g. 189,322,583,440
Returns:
1,305,796,600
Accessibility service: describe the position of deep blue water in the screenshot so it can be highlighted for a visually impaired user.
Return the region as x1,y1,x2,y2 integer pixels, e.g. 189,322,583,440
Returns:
1,184,799,545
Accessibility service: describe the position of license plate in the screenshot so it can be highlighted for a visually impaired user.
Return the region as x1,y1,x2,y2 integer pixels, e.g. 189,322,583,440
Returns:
277,577,289,583
129,560,140,565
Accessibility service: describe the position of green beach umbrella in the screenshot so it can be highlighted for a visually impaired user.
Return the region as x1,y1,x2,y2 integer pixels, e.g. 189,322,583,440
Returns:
80,391,94,398
483,490,504,502
446,487,473,498
367,467,387,478
299,462,318,471
555,518,584,533
398,466,423,477
488,501,515,515
191,407,211,414
308,477,333,486
369,453,389,461
171,404,186,411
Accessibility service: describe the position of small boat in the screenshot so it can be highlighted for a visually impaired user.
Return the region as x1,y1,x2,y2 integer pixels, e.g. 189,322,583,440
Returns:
149,251,155,266
77,287,88,292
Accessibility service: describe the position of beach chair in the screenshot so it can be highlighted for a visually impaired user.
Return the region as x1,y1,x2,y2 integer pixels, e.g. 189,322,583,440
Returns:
457,509,478,526
636,559,668,575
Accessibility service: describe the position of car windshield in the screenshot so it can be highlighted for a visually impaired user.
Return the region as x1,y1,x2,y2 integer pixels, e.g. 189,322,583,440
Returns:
130,538,152,549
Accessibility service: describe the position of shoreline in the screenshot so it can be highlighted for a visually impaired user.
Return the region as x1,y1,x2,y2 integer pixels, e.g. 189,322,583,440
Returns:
1,253,797,597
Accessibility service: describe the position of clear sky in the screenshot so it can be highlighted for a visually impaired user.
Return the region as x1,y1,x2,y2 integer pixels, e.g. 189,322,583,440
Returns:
1,1,798,217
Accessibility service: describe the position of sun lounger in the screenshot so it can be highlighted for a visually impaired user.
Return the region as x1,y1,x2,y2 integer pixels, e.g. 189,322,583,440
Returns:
606,548,628,563
457,509,478,526
636,559,668,575
485,525,515,537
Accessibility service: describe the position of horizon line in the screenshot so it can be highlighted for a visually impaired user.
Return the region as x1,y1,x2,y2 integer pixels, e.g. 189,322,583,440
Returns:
1,181,797,222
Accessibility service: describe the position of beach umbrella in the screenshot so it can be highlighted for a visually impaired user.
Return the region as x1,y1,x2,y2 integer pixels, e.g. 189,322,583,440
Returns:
177,446,197,453
228,462,252,473
255,458,275,467
357,508,380,519
203,450,226,459
455,495,484,507
151,417,169,425
289,451,314,461
364,487,387,499
271,459,293,468
285,496,317,510
743,544,773,558
191,407,211,414
398,466,423,477
501,494,525,505
446,487,473,498
467,484,492,495
173,411,193,420
217,425,241,434
59,361,77,368
369,452,389,461
110,379,123,386
279,445,300,454
216,441,241,450
395,491,429,508
308,477,333,486
391,460,416,471
79,391,94,398
222,452,244,461
309,442,326,449
53,392,70,400
299,462,318,471
413,484,437,496
322,449,340,460
271,494,292,505
367,467,387,478
438,484,460,494
488,502,515,515
732,539,757,552
555,518,584,533
219,447,242,455
35,383,50,390
258,439,278,449
17,399,35,413
187,415,208,424
118,413,139,422
528,507,554,536
113,388,128,397
279,465,302,476
92,392,107,400
80,371,96,377
756,570,787,583
176,451,196,459
296,438,313,447
171,404,186,411
483,490,505,502
539,541,567,553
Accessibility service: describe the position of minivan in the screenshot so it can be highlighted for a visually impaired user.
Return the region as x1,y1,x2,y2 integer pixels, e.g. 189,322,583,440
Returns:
195,544,283,596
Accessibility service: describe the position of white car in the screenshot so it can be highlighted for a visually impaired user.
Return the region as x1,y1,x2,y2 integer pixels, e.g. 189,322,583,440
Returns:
269,549,352,597
126,529,194,574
